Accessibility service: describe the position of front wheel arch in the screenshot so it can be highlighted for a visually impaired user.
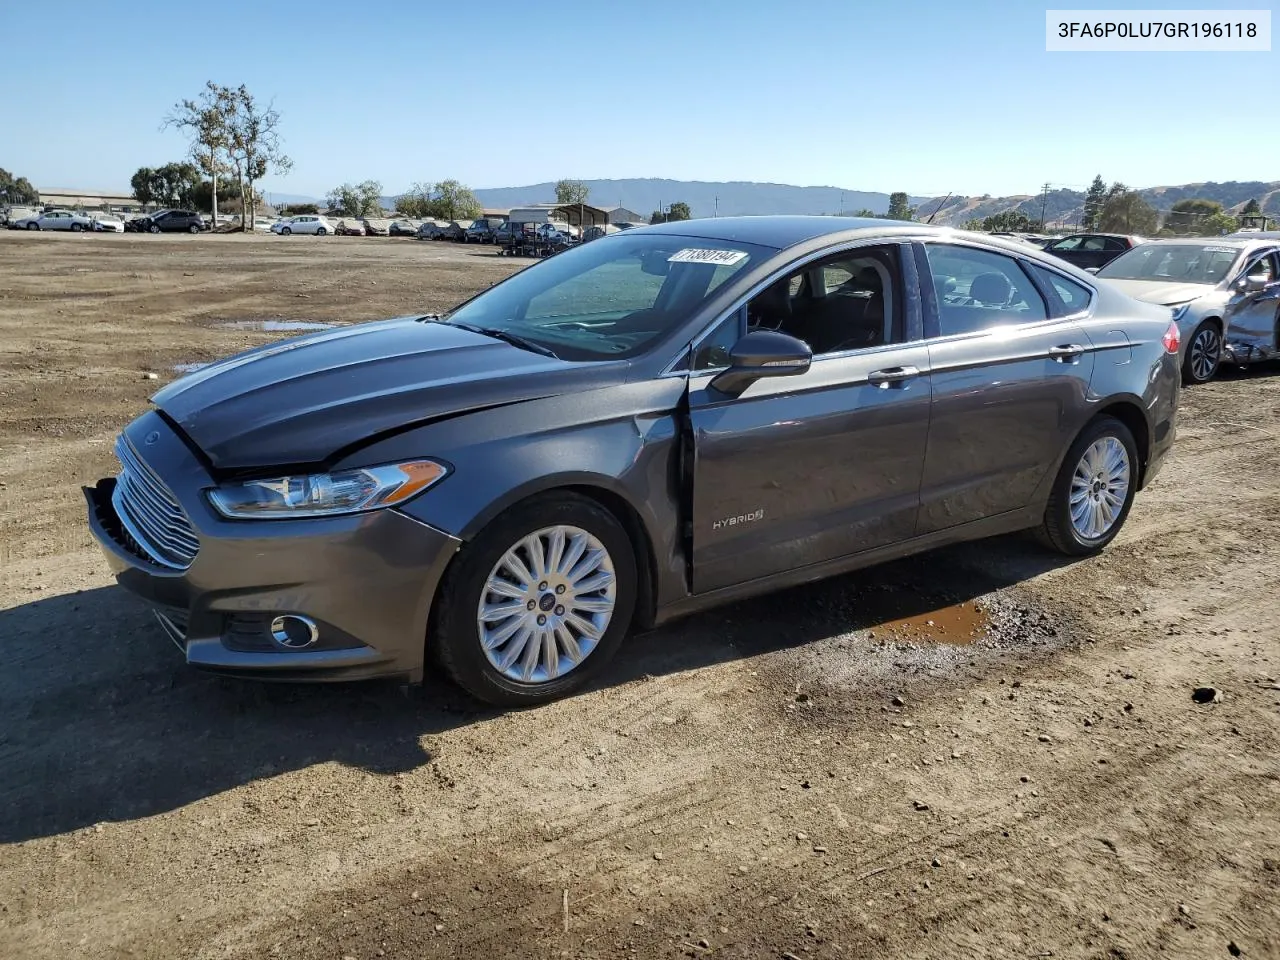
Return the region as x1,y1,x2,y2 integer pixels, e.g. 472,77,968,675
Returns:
430,479,659,638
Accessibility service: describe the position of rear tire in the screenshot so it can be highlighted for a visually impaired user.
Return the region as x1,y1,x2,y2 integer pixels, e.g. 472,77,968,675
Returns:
26,223,38,231
1182,320,1221,384
432,492,637,707
1036,416,1138,556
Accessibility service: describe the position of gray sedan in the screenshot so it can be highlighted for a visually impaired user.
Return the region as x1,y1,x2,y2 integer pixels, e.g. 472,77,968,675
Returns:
86,217,1180,705
1096,236,1280,383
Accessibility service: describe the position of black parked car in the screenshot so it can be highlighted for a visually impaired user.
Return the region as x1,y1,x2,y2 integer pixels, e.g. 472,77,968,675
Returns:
127,210,208,234
1042,233,1142,271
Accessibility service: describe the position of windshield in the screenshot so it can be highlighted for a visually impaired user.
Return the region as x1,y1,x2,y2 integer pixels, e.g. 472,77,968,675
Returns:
442,232,772,360
1098,243,1242,285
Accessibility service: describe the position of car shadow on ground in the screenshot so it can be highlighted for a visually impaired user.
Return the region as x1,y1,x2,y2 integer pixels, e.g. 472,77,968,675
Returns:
0,534,1075,845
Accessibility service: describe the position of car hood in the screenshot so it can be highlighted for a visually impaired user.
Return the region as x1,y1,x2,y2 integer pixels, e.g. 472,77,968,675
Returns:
152,316,629,471
1101,278,1216,306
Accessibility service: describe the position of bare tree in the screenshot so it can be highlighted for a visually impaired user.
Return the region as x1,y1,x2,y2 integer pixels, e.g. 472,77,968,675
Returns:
225,86,291,230
164,82,234,225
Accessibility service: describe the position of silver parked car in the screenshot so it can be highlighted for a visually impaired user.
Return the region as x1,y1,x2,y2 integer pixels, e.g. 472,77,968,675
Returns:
1096,236,1280,383
16,209,96,231
86,217,1179,706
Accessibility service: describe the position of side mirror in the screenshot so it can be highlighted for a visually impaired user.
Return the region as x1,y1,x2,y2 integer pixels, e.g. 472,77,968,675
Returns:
709,330,812,396
1084,266,1100,274
1239,274,1268,293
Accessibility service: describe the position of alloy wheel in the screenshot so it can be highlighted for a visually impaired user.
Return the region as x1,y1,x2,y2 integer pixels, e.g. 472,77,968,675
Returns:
1190,326,1220,381
476,525,617,684
1069,436,1131,541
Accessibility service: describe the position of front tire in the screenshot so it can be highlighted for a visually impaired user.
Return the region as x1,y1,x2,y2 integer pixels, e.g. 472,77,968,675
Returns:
281,226,291,235
316,227,327,236
1036,416,1138,556
70,222,83,232
1182,321,1221,384
149,224,161,234
189,223,200,234
432,492,637,706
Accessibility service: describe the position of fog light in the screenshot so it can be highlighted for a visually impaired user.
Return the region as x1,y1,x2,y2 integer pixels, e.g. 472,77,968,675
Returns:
269,614,320,649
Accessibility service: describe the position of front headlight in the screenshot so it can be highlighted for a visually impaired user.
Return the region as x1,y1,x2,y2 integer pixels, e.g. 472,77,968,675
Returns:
1169,303,1192,321
207,460,448,519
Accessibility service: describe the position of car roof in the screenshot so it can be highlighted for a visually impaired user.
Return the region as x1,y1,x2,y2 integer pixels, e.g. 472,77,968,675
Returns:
1132,236,1258,248
625,215,952,249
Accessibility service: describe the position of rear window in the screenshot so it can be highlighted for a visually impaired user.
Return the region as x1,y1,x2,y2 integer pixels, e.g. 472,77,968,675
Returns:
1025,262,1093,316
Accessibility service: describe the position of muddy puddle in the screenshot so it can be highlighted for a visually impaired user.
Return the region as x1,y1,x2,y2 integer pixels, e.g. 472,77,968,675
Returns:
216,320,333,332
872,600,989,645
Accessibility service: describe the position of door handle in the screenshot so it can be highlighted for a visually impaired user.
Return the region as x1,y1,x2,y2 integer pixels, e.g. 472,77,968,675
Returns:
867,365,920,387
1048,343,1085,362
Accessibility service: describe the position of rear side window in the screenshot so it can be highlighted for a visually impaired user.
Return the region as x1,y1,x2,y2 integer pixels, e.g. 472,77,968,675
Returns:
1024,262,1093,316
924,244,1048,337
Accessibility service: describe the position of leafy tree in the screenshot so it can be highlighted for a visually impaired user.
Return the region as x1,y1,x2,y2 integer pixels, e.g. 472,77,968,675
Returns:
165,82,235,223
1165,198,1225,235
666,201,691,222
1081,174,1107,230
278,202,319,216
224,86,291,231
0,167,39,205
1242,197,1261,216
394,182,435,218
430,179,483,220
130,162,201,209
885,192,915,221
326,181,384,217
981,210,1036,232
1098,189,1158,234
555,179,589,205
961,218,985,231
850,207,877,218
192,179,242,214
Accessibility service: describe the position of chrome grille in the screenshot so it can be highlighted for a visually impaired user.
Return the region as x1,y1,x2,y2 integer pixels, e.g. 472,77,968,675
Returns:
111,436,200,569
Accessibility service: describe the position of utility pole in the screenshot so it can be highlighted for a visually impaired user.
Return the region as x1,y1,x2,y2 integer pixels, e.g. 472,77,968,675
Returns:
1039,182,1051,230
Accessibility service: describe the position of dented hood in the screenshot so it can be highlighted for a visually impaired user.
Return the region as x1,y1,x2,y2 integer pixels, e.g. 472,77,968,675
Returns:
152,317,627,470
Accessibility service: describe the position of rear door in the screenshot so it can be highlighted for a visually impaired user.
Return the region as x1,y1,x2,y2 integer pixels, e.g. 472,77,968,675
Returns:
688,242,933,594
916,241,1096,534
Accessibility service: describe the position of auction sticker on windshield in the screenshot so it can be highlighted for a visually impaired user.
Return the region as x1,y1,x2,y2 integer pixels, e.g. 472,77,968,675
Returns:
668,248,748,265
1203,245,1238,253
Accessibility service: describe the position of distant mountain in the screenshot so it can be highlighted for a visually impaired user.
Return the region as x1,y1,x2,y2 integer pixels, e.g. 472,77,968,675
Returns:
916,180,1280,228
469,179,926,219
269,178,1280,225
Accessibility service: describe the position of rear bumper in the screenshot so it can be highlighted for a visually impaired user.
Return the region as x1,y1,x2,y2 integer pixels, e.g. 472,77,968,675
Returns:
84,414,462,682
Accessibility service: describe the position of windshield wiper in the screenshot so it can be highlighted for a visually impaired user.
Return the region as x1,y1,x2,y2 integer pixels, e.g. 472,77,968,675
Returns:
448,322,560,359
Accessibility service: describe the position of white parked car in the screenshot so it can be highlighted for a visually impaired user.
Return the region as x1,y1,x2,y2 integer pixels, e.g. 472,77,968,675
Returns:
271,215,334,236
92,214,125,233
16,210,96,232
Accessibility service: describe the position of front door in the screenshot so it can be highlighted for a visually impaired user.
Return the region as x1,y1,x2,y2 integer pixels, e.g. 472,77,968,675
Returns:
916,241,1097,534
688,243,932,594
1227,251,1280,355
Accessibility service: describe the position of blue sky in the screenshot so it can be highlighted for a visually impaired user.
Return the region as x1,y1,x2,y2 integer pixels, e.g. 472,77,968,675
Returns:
4,0,1275,198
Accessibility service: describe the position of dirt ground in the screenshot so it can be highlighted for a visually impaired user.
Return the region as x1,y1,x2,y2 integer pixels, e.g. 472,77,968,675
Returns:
1,231,1278,960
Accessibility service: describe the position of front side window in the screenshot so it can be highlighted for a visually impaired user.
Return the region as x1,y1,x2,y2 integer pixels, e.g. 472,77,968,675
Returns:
1244,253,1277,283
744,246,901,355
925,244,1048,336
443,233,771,361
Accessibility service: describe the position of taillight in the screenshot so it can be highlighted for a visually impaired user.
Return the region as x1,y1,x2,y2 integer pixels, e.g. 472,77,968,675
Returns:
1162,321,1180,354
